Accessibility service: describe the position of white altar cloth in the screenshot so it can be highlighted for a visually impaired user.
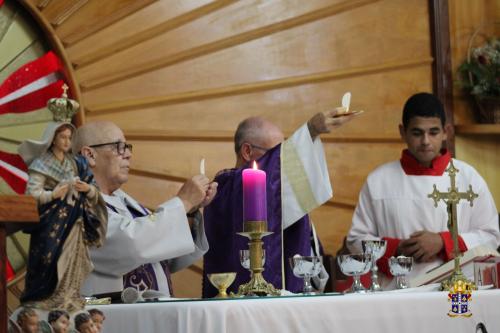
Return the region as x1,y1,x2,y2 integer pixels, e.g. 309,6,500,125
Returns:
90,290,500,333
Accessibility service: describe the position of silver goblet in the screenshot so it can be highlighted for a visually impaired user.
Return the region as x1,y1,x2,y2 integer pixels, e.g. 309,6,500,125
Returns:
362,240,387,292
389,256,413,289
337,253,372,293
289,255,322,295
240,249,266,270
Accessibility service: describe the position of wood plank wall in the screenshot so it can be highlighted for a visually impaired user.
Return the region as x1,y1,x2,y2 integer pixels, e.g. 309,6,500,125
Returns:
17,0,442,298
449,0,500,209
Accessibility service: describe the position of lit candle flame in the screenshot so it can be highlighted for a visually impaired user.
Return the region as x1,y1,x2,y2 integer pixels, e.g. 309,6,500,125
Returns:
253,161,258,170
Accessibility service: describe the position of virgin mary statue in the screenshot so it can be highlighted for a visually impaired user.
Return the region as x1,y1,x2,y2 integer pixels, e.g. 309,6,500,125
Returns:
17,85,107,312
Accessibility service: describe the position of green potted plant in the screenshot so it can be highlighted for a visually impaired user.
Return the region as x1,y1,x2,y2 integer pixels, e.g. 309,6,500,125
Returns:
458,37,500,123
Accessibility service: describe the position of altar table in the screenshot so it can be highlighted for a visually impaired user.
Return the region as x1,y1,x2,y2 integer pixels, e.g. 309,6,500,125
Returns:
90,290,500,333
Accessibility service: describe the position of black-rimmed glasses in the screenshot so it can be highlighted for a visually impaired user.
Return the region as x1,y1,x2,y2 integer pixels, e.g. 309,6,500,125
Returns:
89,141,133,155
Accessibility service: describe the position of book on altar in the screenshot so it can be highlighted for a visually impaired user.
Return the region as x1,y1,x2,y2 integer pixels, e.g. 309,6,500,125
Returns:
409,245,500,288
474,256,500,288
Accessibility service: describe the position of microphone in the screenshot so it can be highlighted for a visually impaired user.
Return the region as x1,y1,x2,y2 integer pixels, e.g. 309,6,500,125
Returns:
121,287,167,304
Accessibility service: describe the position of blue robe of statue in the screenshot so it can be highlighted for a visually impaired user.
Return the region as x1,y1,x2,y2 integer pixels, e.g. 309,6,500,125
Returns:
21,155,105,305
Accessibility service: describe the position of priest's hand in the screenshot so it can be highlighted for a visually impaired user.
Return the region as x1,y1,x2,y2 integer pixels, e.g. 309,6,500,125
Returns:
307,110,359,139
199,181,218,208
397,231,444,263
177,175,210,214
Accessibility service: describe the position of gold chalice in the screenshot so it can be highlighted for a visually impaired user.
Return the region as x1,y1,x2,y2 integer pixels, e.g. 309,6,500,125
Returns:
208,272,236,298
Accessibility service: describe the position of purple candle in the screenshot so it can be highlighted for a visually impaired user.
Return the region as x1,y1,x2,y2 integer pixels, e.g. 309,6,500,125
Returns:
242,161,267,221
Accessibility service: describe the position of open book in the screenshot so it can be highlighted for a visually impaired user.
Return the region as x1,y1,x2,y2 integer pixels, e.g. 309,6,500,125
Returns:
409,245,499,288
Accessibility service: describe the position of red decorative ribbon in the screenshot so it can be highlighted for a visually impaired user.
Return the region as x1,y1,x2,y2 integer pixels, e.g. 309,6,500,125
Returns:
0,51,65,115
0,150,28,194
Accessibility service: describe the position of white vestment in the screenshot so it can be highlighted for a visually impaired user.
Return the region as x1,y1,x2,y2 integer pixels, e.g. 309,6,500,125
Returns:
347,159,499,289
281,124,333,290
81,189,208,296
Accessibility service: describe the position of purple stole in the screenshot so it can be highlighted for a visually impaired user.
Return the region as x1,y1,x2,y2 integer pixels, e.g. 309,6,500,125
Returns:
106,202,173,295
202,145,314,298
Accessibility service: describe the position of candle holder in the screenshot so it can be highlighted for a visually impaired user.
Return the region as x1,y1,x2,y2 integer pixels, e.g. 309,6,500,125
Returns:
236,221,280,296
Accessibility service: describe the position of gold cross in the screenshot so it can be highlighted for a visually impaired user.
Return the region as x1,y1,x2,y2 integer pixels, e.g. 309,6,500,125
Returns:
428,160,478,210
427,159,478,290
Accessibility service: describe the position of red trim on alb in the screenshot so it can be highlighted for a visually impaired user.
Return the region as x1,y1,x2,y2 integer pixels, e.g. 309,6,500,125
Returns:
400,149,451,176
439,231,468,261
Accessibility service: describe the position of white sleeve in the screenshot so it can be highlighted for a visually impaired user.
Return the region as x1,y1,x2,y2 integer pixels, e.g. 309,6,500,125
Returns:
346,181,381,253
169,210,209,273
460,175,500,250
281,123,333,229
90,197,195,277
25,171,53,204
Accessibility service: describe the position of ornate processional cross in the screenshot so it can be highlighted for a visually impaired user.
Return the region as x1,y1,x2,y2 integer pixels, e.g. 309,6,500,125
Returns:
427,159,479,291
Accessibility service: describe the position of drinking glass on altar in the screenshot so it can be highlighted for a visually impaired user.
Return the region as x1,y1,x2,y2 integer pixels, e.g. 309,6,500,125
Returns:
240,249,266,271
337,253,372,293
389,256,413,289
289,255,322,295
362,240,387,292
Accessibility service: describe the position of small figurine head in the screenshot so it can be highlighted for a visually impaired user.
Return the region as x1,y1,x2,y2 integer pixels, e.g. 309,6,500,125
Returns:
51,123,75,154
48,309,70,333
16,307,39,333
87,309,105,333
74,312,98,333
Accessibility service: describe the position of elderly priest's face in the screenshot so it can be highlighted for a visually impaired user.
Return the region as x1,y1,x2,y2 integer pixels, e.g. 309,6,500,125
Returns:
92,124,132,194
400,116,448,167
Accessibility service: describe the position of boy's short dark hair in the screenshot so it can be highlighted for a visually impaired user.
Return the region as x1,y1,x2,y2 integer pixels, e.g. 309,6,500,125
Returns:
88,308,104,318
17,307,38,323
48,309,70,324
74,313,92,330
402,92,446,128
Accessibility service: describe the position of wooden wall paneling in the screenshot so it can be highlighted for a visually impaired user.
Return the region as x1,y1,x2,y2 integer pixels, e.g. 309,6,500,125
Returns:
83,59,433,116
324,142,406,202
79,1,431,108
448,0,500,208
75,0,381,90
85,66,433,139
128,140,405,205
122,174,183,209
66,0,230,67
36,0,83,23
309,206,356,255
35,0,52,10
43,0,155,45
171,259,203,298
13,0,440,297
455,136,500,209
42,0,89,27
18,0,88,126
130,141,234,181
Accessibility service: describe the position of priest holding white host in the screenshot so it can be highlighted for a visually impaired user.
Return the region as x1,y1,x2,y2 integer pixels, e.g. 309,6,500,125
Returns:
72,121,218,297
203,97,362,297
